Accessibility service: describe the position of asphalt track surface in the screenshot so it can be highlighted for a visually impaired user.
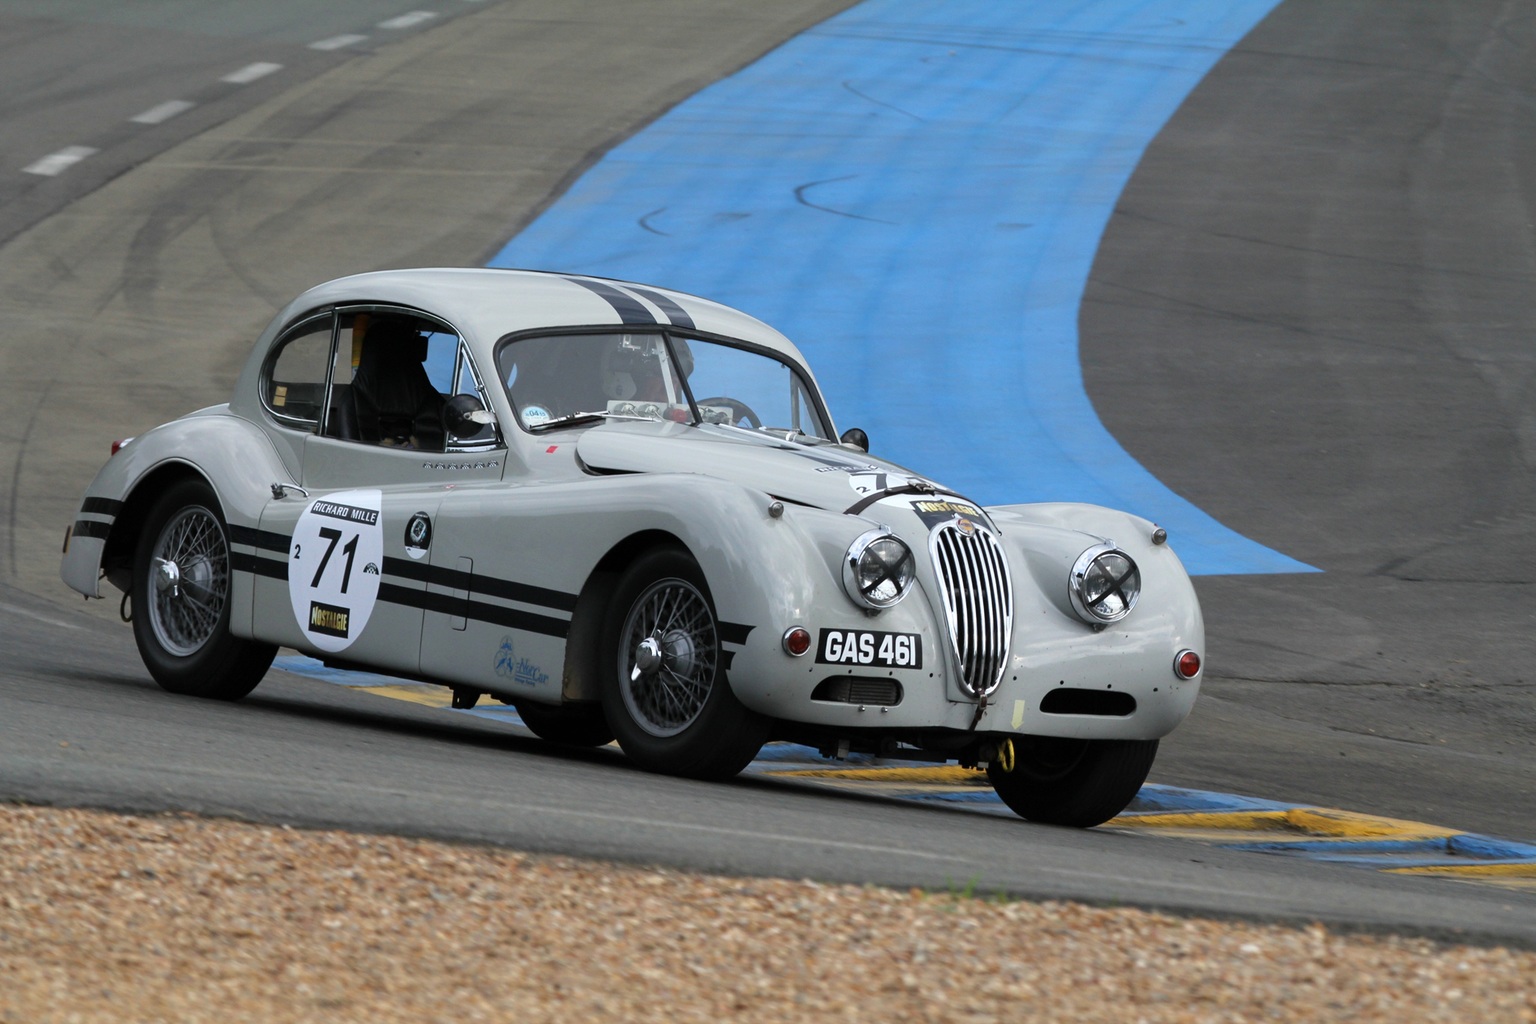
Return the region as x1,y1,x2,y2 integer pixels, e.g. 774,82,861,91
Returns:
1,0,1533,939
488,0,1311,577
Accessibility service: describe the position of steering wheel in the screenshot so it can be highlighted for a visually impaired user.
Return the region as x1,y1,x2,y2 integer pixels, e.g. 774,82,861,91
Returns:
696,396,762,429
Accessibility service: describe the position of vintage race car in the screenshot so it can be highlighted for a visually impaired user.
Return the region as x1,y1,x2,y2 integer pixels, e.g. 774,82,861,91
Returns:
61,268,1203,827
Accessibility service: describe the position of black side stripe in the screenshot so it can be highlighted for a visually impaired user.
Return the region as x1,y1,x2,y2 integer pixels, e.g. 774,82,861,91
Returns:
719,622,754,647
380,584,570,639
627,286,695,330
80,497,123,516
230,552,288,581
228,524,291,553
384,557,578,612
71,519,112,540
566,277,657,325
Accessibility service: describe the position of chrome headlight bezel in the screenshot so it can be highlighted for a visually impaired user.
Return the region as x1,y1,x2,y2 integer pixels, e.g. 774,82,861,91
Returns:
1069,544,1141,624
842,528,917,609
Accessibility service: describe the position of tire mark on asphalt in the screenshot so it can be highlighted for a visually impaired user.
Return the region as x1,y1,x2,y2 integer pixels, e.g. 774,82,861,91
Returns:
5,380,54,579
841,80,923,120
793,174,896,224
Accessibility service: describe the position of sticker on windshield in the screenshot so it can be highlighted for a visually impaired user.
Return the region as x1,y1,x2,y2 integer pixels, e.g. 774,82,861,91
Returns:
287,489,385,653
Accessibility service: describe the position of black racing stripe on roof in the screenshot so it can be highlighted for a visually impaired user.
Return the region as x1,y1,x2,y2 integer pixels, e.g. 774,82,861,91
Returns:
565,277,657,325
80,497,123,516
627,285,695,330
384,557,578,613
229,525,291,553
379,583,570,638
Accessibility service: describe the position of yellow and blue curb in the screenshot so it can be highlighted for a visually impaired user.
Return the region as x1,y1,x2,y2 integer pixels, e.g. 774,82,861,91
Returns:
276,655,1536,893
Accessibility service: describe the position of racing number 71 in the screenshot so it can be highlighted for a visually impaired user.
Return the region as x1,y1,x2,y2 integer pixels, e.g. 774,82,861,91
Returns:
311,526,359,594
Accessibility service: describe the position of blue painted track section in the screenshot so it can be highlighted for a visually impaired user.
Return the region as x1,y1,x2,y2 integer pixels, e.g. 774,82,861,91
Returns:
490,0,1311,576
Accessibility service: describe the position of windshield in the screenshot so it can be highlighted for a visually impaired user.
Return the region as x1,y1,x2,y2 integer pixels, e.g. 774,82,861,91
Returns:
496,331,832,438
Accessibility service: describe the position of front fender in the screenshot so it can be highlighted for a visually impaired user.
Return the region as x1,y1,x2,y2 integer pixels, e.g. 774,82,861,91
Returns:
980,502,1205,738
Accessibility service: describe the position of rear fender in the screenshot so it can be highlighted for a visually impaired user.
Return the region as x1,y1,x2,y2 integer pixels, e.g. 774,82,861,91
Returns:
60,411,293,640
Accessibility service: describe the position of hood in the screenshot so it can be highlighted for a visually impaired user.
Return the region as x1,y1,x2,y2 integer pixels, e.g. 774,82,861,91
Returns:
574,420,952,514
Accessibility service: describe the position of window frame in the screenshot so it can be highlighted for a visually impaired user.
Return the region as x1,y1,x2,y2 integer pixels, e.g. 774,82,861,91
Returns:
260,309,338,433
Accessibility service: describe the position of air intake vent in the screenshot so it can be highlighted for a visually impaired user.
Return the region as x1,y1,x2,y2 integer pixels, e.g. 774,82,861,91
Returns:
929,521,1013,698
812,677,904,706
1039,688,1136,717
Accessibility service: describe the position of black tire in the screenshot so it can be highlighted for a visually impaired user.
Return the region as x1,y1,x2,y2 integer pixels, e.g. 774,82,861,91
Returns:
599,547,769,779
987,736,1158,828
130,479,276,699
515,702,615,747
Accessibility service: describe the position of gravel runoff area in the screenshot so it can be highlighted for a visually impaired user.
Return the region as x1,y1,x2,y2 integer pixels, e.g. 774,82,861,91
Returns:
2,804,1533,1023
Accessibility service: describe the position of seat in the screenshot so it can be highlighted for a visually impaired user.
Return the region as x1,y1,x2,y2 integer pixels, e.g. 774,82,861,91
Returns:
325,383,359,440
350,321,445,450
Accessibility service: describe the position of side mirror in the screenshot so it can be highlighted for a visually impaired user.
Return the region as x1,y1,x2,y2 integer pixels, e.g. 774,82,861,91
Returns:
444,393,495,437
839,427,869,453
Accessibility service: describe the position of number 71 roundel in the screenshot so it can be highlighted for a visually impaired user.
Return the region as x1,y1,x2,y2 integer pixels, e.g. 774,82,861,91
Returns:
287,489,385,653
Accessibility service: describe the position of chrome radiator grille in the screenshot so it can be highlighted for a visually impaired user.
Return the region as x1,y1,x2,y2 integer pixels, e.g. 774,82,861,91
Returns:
930,522,1013,698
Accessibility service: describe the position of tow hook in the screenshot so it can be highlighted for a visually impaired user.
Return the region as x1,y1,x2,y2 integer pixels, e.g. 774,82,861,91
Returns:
451,688,482,710
120,591,132,623
978,737,1016,774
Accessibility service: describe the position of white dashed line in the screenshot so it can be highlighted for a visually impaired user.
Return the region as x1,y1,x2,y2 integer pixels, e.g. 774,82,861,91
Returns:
221,61,283,85
378,11,438,30
309,33,368,51
22,146,97,176
130,100,195,125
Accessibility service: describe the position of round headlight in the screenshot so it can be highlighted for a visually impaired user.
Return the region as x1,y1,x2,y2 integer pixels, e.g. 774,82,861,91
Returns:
1069,544,1140,624
843,529,916,609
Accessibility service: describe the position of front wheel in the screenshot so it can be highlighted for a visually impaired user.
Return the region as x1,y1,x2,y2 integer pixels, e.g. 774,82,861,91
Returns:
987,736,1158,828
130,479,276,699
599,548,769,779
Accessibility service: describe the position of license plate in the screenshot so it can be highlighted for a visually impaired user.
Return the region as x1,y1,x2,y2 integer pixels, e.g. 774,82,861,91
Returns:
815,629,923,669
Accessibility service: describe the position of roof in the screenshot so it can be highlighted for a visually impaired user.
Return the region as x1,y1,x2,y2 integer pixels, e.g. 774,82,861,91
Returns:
265,268,800,356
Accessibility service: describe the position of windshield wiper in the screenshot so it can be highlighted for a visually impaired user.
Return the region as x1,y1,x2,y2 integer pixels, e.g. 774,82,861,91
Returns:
528,410,611,432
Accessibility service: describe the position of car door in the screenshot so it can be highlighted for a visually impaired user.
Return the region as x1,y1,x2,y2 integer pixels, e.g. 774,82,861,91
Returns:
416,334,575,704
251,306,504,672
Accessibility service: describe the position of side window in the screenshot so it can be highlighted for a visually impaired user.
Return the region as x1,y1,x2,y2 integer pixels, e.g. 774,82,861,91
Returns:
263,314,335,430
322,310,446,449
320,308,499,453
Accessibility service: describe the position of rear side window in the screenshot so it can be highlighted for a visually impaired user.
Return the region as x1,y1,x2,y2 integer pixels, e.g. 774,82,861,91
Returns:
263,314,335,428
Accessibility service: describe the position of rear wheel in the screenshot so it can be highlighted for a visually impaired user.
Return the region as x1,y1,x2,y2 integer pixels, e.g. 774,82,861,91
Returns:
599,548,769,779
515,702,614,747
130,480,276,699
987,736,1158,827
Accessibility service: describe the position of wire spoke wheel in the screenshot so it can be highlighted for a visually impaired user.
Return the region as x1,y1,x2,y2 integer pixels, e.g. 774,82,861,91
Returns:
147,505,229,657
130,479,275,700
600,547,768,779
618,577,718,737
